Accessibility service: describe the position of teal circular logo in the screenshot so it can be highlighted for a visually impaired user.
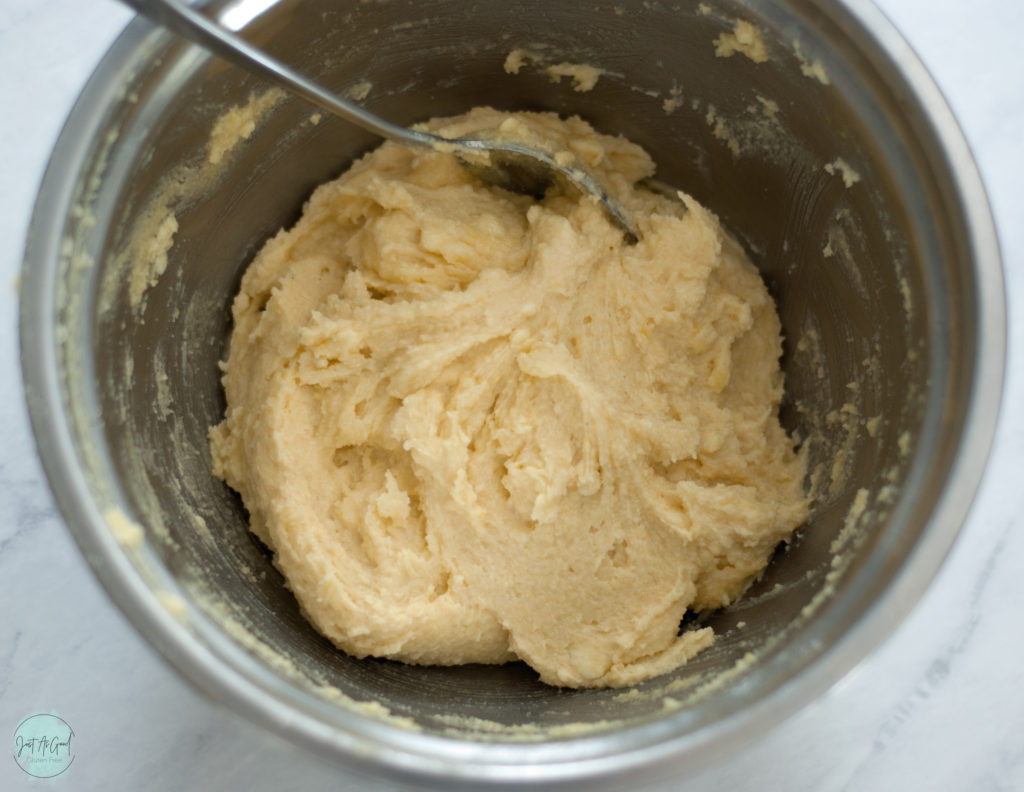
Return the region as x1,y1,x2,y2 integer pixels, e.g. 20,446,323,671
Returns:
12,714,75,779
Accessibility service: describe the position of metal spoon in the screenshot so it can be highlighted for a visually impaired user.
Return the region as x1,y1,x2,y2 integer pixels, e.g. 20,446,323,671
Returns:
118,0,638,243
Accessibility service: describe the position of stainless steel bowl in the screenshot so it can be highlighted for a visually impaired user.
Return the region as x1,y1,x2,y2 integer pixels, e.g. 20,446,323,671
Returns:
20,0,1004,787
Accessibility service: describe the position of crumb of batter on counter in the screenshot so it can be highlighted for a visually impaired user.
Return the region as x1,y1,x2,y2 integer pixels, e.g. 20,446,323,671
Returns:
714,20,769,64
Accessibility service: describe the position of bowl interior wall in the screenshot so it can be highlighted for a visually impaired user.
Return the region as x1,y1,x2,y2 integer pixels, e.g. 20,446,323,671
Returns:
77,0,949,735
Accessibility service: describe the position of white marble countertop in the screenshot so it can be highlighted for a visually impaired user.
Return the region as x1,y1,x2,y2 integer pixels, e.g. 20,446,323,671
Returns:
2,1,1021,789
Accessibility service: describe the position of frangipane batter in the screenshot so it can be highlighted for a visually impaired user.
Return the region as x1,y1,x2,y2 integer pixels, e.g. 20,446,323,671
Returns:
209,107,808,688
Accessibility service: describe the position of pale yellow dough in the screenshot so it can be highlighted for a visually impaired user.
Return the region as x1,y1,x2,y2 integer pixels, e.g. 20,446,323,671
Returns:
209,108,808,688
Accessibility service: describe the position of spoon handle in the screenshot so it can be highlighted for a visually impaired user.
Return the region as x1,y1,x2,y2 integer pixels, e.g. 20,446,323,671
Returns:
118,0,638,241
118,0,438,148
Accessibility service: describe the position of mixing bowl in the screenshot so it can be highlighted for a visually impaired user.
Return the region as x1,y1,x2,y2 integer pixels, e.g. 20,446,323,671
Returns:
19,0,1004,787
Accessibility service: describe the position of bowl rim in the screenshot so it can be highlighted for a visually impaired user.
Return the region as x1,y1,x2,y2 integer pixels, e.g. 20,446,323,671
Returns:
19,0,1006,786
